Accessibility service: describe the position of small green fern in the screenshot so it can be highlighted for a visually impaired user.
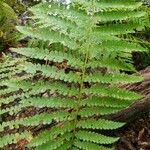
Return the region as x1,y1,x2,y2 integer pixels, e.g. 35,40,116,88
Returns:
0,0,149,149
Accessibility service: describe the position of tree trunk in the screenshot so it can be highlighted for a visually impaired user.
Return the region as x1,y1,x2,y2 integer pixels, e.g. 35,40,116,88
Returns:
106,66,150,122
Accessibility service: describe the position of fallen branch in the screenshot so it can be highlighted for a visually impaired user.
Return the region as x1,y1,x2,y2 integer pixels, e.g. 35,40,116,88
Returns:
106,66,150,122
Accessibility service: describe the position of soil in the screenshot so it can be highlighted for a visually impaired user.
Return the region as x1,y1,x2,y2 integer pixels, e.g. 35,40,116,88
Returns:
116,112,150,150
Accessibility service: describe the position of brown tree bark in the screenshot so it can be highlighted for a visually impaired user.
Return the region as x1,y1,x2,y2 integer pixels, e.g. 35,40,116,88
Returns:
106,66,150,122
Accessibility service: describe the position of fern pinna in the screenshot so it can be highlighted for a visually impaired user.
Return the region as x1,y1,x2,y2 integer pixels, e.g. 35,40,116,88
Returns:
0,0,149,149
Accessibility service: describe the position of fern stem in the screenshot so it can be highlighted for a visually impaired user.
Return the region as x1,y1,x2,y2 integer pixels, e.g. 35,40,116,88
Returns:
70,3,96,147
70,50,89,149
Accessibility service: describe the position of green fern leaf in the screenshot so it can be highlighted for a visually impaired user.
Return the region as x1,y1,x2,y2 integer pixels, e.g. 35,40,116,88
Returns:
79,106,123,117
84,85,142,100
35,133,72,150
0,131,32,148
11,48,84,69
81,97,131,108
74,140,113,150
75,131,119,144
84,72,143,84
77,118,125,130
28,121,75,147
24,62,81,83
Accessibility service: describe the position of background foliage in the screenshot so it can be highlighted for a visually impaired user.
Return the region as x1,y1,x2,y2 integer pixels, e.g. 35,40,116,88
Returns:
0,0,17,51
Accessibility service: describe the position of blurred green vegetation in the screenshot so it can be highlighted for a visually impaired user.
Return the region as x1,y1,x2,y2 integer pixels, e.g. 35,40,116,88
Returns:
0,1,16,52
4,0,26,14
0,0,27,52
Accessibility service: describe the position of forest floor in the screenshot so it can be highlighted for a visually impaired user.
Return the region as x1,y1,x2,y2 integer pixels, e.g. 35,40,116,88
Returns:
115,66,150,150
116,112,150,150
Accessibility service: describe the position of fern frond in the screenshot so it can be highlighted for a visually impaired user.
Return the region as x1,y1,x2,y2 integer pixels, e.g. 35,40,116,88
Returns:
86,58,135,71
28,121,75,147
95,21,144,35
84,85,142,100
35,133,73,150
73,0,143,10
74,140,113,150
0,96,77,115
3,80,78,97
11,48,84,69
77,118,125,130
0,92,32,106
100,39,147,52
0,65,18,73
0,57,25,82
16,26,79,50
79,106,123,117
24,62,81,83
75,130,119,144
0,111,72,132
22,97,77,109
0,87,19,96
30,2,88,26
56,141,72,150
84,72,143,84
0,131,32,148
2,0,148,149
81,97,131,108
96,10,146,22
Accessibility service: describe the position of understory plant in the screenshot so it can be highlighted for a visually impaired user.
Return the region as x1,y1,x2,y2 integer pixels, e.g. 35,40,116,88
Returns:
0,0,149,149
